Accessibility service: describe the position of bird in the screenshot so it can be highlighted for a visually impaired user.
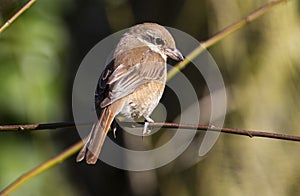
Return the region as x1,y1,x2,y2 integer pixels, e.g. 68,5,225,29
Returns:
76,22,184,164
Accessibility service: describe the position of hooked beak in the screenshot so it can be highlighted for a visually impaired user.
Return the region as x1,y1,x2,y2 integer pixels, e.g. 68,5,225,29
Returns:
164,48,184,61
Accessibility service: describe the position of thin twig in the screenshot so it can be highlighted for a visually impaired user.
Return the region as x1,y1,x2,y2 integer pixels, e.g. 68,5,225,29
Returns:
167,0,288,80
143,122,300,142
1,121,299,142
0,122,75,131
0,0,36,33
1,121,299,196
0,140,84,196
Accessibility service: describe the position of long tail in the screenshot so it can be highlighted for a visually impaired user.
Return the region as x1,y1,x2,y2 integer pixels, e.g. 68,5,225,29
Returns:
76,104,119,164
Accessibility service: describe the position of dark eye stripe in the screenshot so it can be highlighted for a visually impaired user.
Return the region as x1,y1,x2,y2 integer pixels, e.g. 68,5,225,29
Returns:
142,32,165,46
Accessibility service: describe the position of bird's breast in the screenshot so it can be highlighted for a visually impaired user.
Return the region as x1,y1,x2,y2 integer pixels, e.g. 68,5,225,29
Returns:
118,81,165,119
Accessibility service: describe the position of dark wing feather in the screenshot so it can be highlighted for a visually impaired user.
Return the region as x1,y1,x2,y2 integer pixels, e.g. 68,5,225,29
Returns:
95,59,115,117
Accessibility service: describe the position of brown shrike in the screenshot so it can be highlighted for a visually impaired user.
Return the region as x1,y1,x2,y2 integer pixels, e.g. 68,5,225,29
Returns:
76,23,184,164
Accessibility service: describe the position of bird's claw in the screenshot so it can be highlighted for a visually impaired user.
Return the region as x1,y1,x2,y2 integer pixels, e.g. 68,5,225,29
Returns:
113,127,117,138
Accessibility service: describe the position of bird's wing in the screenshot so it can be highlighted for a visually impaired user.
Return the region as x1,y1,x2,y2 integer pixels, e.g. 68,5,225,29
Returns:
94,59,115,117
100,47,166,107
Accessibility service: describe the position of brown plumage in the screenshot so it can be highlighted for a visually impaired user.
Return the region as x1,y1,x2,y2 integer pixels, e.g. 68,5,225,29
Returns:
76,23,184,164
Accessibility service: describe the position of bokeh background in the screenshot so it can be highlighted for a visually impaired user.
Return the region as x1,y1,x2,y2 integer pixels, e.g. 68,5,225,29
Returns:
1,0,300,195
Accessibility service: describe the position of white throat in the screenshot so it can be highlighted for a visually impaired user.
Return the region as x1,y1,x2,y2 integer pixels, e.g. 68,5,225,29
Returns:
137,37,167,61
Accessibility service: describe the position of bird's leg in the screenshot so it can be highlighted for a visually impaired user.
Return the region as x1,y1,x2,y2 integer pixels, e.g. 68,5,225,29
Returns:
111,119,117,139
143,116,154,136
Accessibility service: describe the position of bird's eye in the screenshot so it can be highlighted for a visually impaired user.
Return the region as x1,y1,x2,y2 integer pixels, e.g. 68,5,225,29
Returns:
155,37,164,45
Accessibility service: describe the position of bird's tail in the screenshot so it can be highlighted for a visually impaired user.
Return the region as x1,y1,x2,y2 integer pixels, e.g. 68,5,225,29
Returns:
76,103,120,164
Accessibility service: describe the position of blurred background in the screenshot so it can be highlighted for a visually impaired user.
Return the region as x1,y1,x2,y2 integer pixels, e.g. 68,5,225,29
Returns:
1,0,300,195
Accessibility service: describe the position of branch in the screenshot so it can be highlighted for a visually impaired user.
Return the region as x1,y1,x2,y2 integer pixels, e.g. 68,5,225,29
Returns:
0,140,84,196
146,122,300,142
0,122,75,131
1,121,300,142
1,121,300,195
0,0,36,33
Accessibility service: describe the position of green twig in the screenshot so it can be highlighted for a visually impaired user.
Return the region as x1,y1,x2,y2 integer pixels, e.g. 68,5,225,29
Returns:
167,0,288,80
0,0,36,33
0,140,84,196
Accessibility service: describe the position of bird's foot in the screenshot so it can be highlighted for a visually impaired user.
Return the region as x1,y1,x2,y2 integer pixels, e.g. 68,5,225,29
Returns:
143,117,154,136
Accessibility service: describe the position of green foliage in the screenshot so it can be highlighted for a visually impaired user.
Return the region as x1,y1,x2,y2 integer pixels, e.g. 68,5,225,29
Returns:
0,1,75,195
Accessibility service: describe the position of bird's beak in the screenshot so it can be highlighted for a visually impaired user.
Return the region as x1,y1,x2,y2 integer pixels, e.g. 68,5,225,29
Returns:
164,48,184,61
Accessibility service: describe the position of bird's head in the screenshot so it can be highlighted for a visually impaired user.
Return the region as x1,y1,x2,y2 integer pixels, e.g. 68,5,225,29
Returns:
117,23,184,62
